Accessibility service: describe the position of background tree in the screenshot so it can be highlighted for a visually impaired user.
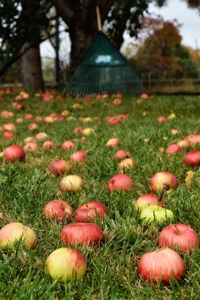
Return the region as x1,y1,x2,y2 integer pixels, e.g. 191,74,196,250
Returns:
129,16,199,79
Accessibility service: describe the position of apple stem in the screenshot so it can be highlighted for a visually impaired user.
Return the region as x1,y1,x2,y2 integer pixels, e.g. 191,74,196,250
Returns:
159,184,169,201
174,224,181,234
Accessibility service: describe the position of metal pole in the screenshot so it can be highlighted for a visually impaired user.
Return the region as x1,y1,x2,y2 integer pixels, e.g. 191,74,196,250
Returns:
55,13,60,83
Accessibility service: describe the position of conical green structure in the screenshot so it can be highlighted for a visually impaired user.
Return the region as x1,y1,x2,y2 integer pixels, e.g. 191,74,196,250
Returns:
64,31,144,96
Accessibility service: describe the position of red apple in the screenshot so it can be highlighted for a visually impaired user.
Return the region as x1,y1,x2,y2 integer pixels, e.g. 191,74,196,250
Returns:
60,223,104,247
73,126,84,134
158,223,199,254
112,98,122,105
108,174,134,193
70,150,88,164
61,141,75,151
0,222,37,250
184,150,200,167
48,159,71,176
114,150,131,160
140,93,148,99
4,144,26,163
2,123,16,132
106,138,121,148
74,201,108,222
42,140,57,150
24,113,33,120
23,142,39,152
165,144,183,155
59,175,84,192
149,172,178,195
44,116,54,124
45,247,86,282
138,248,185,285
157,116,167,123
3,131,15,140
134,194,164,211
43,200,73,222
185,134,200,146
28,123,39,131
107,117,121,126
118,158,137,173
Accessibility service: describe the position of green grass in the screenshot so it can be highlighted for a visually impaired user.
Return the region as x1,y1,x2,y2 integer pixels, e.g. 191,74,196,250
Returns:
0,91,200,299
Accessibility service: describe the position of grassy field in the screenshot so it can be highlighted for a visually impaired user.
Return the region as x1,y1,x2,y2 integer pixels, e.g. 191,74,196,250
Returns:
0,90,200,299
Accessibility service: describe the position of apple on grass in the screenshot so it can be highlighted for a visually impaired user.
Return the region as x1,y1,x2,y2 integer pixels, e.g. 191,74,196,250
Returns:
0,222,37,250
43,200,73,222
158,223,199,254
4,144,26,163
60,223,105,247
61,140,75,151
138,248,185,285
70,150,88,164
108,174,134,193
165,144,183,155
59,175,84,192
106,138,121,148
114,150,131,160
45,247,86,282
140,205,174,224
74,201,108,222
184,150,200,167
134,194,164,212
23,142,39,152
149,172,178,196
118,158,137,173
48,159,71,176
42,140,57,150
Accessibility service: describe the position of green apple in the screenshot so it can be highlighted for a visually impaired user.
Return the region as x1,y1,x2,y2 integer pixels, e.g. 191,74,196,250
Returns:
140,205,174,224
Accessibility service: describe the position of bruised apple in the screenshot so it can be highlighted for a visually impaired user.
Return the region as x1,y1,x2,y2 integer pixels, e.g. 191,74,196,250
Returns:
43,200,73,222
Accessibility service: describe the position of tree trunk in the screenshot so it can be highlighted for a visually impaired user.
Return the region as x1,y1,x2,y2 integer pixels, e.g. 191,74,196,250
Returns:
21,43,45,92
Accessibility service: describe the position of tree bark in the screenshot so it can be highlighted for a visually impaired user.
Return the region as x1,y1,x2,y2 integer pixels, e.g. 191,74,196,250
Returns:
21,43,45,92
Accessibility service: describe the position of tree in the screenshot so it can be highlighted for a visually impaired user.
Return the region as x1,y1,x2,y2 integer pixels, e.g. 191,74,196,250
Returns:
0,0,51,90
129,17,199,79
50,0,151,73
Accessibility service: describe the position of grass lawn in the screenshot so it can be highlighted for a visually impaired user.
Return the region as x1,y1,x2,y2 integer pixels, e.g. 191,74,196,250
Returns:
0,90,200,299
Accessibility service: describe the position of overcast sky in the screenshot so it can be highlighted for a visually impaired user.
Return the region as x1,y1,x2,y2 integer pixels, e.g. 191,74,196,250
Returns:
40,0,200,58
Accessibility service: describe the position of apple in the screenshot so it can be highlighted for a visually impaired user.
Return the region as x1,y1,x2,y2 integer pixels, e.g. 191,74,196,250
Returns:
2,123,16,132
118,158,137,173
44,116,54,124
48,159,71,176
82,128,94,136
24,136,36,144
4,144,26,163
0,222,37,250
118,114,128,120
74,201,108,222
165,144,183,155
45,247,86,282
28,123,39,131
112,98,122,105
16,118,24,123
184,150,200,167
140,205,174,224
107,117,121,126
3,131,15,140
61,109,70,117
114,150,131,160
171,129,181,135
177,139,190,148
60,223,105,247
157,116,167,123
158,223,199,254
61,141,75,151
35,116,43,122
106,138,121,148
140,93,148,99
70,150,88,164
23,142,39,152
42,140,57,150
138,248,185,285
59,175,84,192
43,200,73,222
35,132,48,141
24,113,33,120
108,174,134,193
149,172,178,195
134,194,164,211
185,134,200,146
73,126,84,134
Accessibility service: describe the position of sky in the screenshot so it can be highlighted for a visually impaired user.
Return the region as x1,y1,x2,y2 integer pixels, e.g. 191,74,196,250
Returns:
40,0,200,59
